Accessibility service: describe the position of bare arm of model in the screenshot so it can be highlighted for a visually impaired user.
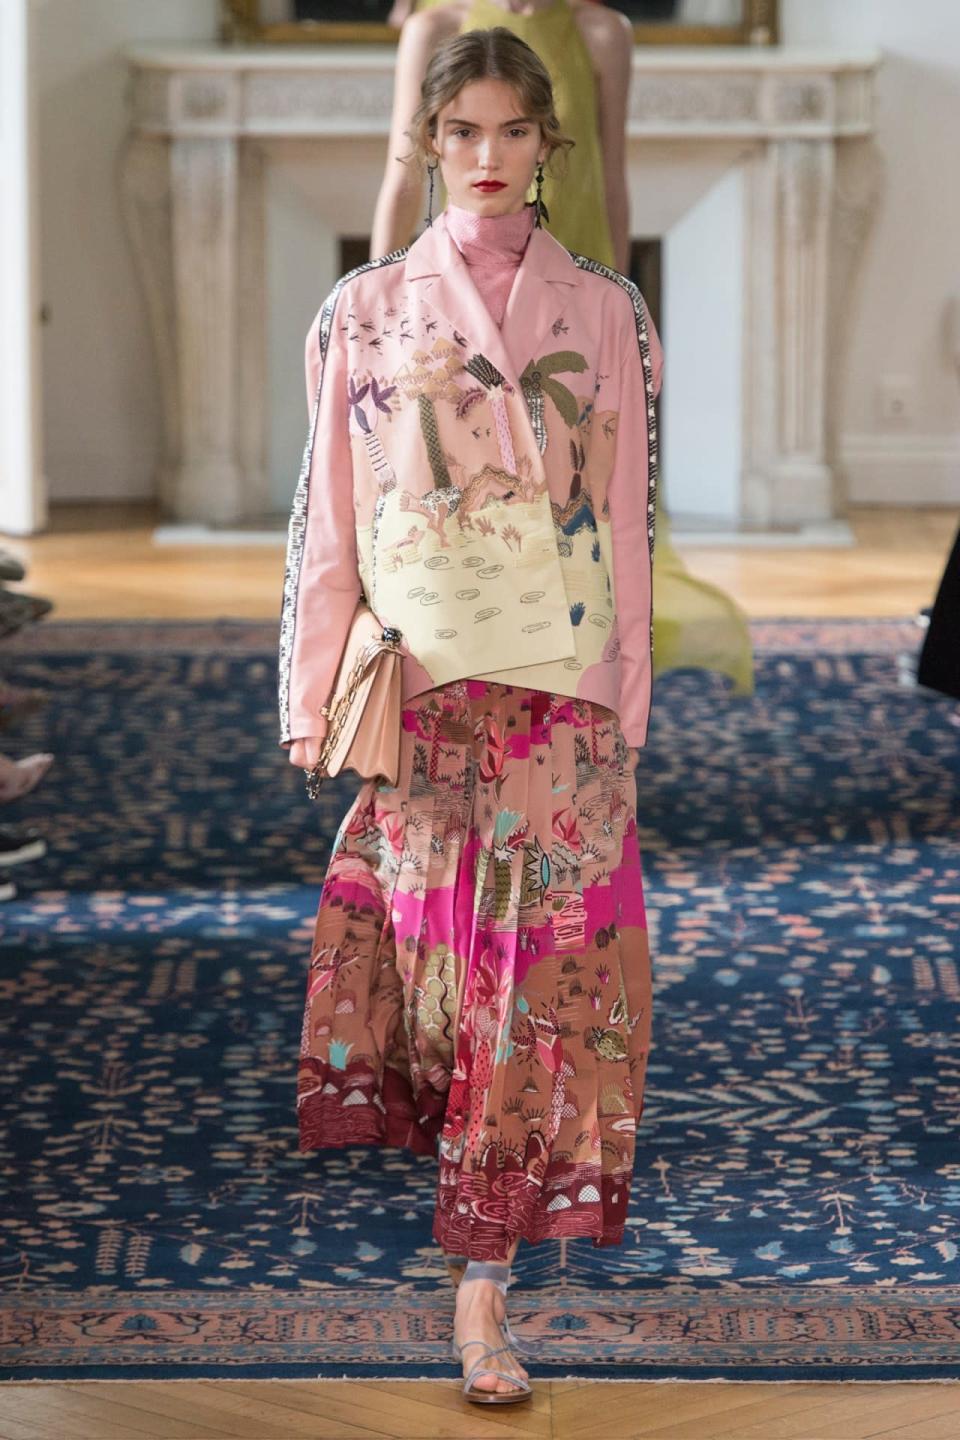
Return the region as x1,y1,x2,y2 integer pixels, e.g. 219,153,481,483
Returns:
370,6,463,259
573,1,633,275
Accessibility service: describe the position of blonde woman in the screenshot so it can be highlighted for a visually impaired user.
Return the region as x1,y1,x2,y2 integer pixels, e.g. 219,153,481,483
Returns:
280,28,659,1403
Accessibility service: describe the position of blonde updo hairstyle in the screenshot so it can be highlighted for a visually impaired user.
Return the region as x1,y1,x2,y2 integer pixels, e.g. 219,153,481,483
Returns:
406,26,574,181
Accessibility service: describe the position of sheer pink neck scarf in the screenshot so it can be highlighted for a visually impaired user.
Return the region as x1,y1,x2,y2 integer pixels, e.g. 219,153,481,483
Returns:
444,200,536,329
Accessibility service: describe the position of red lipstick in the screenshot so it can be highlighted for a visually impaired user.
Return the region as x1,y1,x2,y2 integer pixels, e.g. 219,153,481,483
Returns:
473,181,507,192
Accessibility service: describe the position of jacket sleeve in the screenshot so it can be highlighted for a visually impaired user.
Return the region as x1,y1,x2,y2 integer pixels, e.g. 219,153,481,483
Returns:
278,286,362,746
607,287,663,749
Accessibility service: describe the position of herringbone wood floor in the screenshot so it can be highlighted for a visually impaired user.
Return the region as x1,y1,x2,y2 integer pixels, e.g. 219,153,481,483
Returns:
2,504,957,1438
1,1378,958,1438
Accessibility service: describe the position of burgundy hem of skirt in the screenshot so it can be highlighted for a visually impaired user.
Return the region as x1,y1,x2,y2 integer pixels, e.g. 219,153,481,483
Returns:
298,1073,634,1256
431,1168,632,1258
297,1064,442,1159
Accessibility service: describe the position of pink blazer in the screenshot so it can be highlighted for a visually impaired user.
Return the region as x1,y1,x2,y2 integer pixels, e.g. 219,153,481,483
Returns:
279,209,662,748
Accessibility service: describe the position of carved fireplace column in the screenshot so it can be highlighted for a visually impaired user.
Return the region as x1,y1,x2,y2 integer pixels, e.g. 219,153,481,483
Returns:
742,135,835,526
122,69,266,523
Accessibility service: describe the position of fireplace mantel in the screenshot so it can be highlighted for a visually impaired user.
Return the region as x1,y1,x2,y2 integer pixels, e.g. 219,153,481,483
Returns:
122,43,880,525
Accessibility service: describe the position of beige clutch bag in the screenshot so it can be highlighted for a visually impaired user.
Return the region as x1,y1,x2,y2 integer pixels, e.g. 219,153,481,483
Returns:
305,600,404,799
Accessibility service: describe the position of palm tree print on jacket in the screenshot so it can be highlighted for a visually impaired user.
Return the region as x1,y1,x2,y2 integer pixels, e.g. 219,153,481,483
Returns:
519,349,589,455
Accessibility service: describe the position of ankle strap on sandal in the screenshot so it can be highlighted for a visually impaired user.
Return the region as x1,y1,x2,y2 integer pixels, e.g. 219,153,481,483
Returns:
461,1259,512,1294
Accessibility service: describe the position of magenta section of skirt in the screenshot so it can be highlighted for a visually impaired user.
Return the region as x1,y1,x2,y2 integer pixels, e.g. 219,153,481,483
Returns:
296,679,652,1260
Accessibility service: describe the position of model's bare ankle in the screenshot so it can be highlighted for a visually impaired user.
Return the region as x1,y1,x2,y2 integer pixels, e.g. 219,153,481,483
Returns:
457,1276,500,1309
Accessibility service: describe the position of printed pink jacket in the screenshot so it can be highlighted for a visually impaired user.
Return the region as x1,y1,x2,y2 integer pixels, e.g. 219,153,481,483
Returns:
279,208,662,748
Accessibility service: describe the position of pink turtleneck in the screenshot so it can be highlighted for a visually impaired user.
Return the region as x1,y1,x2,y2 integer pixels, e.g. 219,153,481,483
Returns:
445,200,536,328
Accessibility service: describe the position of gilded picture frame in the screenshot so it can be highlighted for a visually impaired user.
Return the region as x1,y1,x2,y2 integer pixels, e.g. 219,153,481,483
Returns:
221,2,779,47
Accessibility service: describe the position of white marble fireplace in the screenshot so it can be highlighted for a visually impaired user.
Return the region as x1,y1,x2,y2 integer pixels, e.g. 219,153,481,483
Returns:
122,43,880,529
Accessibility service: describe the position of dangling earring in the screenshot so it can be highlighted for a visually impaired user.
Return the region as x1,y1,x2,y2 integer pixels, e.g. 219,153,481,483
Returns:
425,159,439,227
534,161,549,228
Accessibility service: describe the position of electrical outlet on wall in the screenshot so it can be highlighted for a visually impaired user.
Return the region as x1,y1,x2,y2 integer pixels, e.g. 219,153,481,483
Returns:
877,375,916,425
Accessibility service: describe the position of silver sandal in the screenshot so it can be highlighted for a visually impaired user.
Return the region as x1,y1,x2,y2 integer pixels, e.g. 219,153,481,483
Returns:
451,1335,532,1406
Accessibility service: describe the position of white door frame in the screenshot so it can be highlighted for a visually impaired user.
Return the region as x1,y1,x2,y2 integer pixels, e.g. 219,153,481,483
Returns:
0,0,46,537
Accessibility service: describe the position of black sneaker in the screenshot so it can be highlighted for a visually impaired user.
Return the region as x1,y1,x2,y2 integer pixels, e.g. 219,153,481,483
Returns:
0,825,46,867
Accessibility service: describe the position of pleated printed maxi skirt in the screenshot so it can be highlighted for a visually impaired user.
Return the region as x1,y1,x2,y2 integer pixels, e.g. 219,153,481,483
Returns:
296,678,652,1260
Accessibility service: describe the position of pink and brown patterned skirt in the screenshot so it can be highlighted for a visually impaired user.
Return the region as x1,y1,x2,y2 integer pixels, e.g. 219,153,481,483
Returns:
296,679,652,1261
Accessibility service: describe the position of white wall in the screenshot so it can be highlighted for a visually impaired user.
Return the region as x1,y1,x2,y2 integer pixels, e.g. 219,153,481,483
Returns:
0,0,45,534
783,0,960,502
34,0,219,504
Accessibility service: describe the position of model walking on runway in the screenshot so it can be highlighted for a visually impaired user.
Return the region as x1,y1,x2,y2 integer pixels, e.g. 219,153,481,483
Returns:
280,27,660,1403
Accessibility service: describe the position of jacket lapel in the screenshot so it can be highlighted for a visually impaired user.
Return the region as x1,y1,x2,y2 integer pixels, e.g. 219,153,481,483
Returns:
500,225,582,385
405,215,519,392
404,211,581,398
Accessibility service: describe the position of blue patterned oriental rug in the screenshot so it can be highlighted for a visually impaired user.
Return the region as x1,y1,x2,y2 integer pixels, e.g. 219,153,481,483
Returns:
1,618,958,1383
